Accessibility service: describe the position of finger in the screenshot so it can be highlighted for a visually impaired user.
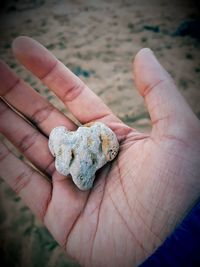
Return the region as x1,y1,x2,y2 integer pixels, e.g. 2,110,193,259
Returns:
0,142,52,220
12,36,121,126
0,99,54,175
133,48,197,137
0,60,77,136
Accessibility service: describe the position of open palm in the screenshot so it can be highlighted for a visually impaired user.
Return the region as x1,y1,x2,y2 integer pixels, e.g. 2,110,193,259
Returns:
0,37,200,267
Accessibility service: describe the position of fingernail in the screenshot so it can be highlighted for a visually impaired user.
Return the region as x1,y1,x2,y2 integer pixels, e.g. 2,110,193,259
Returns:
143,48,159,64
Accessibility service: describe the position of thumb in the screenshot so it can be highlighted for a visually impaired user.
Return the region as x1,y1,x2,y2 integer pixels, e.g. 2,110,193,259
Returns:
133,48,197,138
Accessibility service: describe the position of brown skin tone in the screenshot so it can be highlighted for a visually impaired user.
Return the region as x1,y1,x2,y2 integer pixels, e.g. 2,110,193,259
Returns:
0,37,200,267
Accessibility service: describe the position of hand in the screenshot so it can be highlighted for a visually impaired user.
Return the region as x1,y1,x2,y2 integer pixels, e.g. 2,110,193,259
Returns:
0,37,200,267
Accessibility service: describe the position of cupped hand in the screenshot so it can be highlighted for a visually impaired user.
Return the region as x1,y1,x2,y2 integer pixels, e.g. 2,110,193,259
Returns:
0,37,200,267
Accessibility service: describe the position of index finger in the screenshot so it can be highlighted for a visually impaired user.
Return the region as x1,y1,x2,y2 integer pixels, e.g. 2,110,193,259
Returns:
0,60,77,135
12,36,121,126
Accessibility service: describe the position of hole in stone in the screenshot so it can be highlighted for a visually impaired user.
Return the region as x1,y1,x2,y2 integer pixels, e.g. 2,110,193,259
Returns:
69,149,75,167
91,153,97,165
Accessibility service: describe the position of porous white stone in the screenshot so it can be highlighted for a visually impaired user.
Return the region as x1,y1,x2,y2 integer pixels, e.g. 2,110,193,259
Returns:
48,122,119,190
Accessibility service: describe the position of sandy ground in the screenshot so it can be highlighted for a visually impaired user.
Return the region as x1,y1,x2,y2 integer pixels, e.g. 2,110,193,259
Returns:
0,0,200,266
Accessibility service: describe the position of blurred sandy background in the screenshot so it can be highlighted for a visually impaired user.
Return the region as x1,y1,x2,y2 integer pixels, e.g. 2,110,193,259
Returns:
0,0,200,266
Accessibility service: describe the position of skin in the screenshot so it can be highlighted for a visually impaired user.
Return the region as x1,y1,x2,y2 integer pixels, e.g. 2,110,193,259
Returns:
0,36,200,267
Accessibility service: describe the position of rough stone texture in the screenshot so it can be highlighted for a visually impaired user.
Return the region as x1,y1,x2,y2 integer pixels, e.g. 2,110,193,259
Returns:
48,122,119,190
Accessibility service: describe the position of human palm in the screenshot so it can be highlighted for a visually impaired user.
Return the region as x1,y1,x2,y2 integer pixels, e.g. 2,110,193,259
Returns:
0,37,200,267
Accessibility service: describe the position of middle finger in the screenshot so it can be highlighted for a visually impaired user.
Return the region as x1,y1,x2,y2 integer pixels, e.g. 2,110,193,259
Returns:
0,99,55,175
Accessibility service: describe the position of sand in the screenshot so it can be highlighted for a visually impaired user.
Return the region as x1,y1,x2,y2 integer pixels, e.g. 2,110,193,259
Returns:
0,0,200,266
